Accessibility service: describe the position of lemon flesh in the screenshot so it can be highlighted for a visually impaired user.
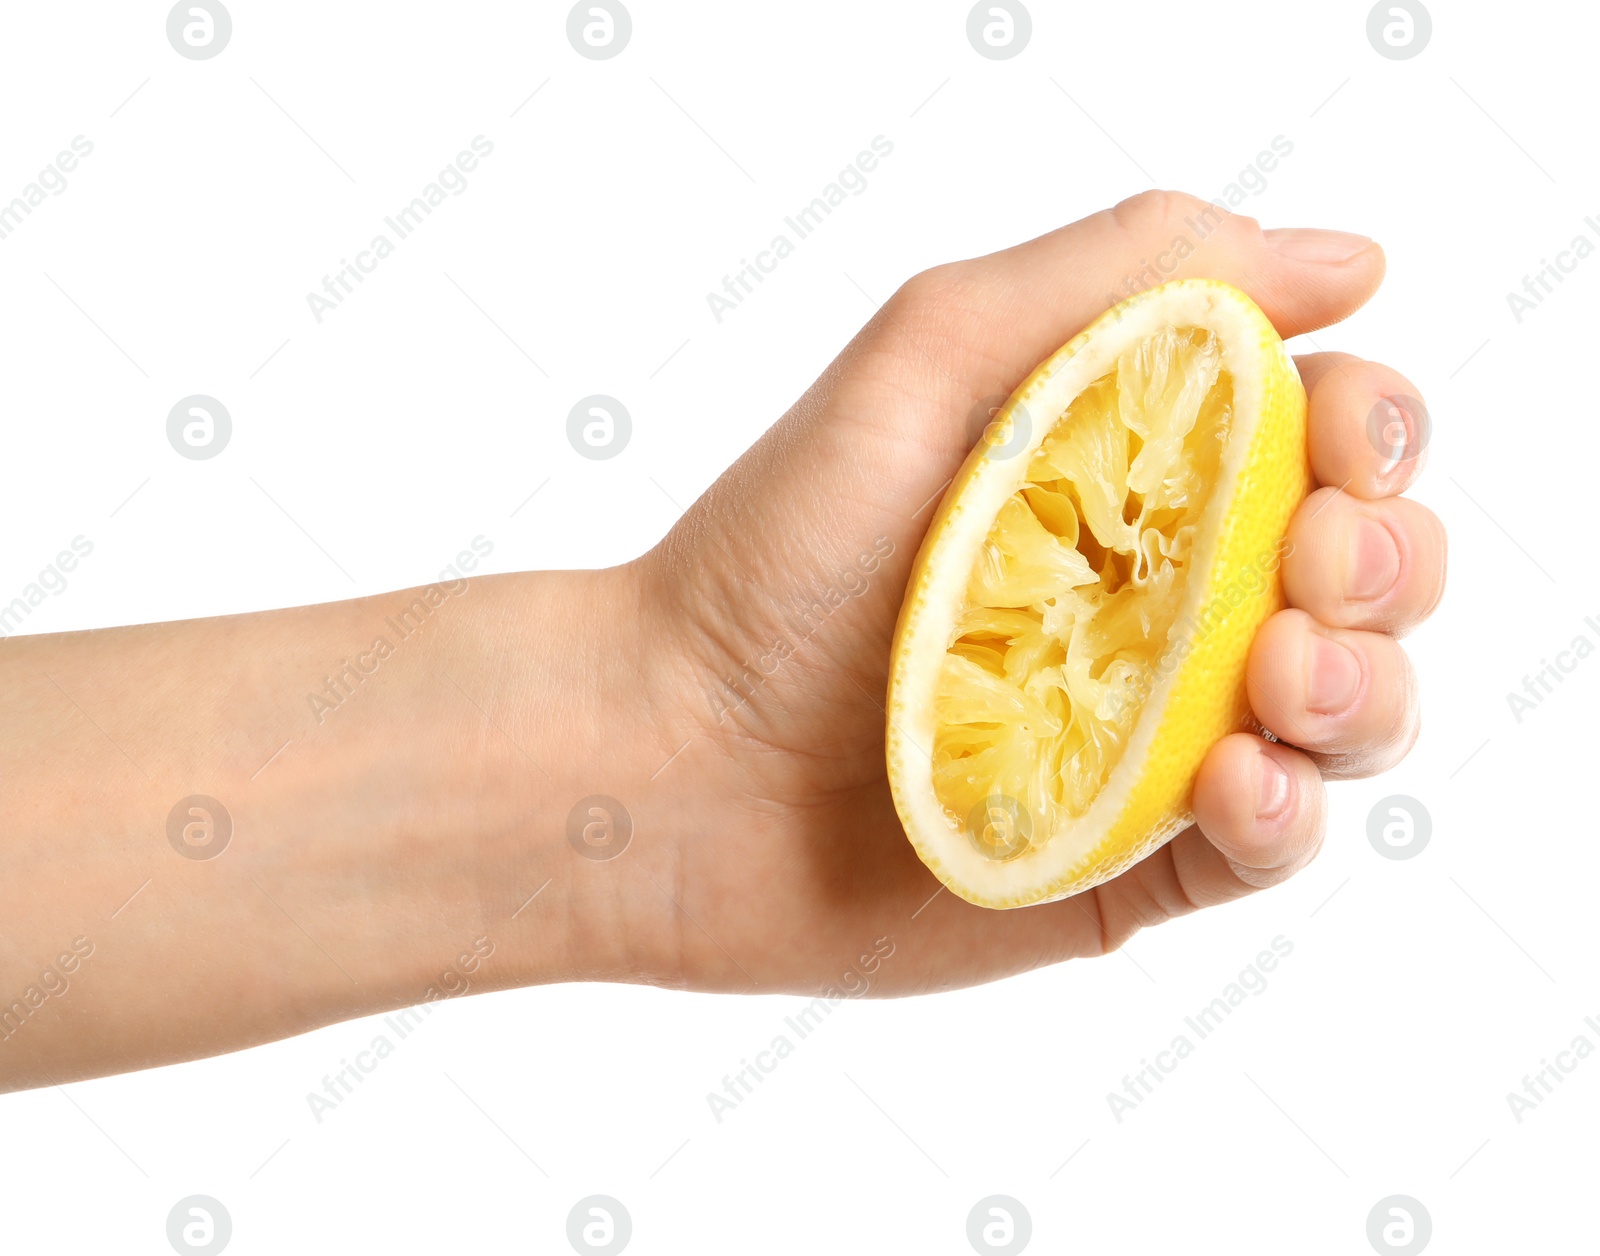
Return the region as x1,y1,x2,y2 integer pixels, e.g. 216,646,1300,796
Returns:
886,280,1309,908
934,326,1232,850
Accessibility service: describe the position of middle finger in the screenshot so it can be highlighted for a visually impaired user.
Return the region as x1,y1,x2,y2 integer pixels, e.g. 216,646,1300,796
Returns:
1281,487,1447,635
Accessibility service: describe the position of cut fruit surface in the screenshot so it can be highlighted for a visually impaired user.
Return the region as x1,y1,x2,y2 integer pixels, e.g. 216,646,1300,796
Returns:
886,280,1310,908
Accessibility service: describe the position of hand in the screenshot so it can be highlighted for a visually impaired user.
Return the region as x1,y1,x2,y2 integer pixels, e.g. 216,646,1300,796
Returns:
0,192,1446,1089
624,191,1446,994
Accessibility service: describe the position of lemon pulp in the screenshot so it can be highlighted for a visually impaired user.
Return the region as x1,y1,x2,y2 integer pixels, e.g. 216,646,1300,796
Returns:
931,327,1233,860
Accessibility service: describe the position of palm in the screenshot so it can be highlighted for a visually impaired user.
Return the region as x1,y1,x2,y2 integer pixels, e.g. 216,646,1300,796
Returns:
650,290,1124,993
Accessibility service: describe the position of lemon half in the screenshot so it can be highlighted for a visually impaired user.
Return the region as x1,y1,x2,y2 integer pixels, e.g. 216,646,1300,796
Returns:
886,279,1310,908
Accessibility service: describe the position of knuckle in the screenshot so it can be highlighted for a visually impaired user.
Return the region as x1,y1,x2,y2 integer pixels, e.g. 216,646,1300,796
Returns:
1283,494,1340,572
1228,856,1294,891
1251,607,1312,673
1108,189,1261,247
1220,208,1263,239
1110,189,1204,234
1298,485,1347,524
877,262,986,351
887,261,978,319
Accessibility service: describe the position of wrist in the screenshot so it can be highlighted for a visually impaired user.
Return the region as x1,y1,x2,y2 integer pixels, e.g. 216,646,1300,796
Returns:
421,559,696,995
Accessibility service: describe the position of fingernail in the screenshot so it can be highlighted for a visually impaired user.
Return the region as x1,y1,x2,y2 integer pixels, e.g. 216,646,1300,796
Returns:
1347,517,1401,602
1264,227,1374,265
1308,633,1362,715
1256,752,1292,821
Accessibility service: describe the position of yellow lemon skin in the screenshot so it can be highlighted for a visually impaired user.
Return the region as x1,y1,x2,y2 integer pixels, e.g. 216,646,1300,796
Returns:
886,279,1311,909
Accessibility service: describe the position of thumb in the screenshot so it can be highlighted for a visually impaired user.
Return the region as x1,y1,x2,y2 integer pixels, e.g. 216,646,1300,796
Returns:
645,192,1385,707
933,189,1385,390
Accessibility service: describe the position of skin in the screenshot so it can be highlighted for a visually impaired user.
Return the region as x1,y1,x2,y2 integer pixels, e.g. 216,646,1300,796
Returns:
0,191,1445,1091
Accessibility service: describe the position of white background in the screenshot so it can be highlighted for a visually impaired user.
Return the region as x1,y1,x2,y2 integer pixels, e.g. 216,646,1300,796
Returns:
0,1,1589,1252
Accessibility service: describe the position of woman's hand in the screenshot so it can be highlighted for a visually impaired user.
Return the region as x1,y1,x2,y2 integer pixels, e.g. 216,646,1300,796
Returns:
619,191,1445,995
0,191,1446,1090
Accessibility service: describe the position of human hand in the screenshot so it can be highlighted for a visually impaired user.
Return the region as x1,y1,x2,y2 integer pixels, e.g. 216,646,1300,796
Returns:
0,194,1447,1090
620,191,1446,995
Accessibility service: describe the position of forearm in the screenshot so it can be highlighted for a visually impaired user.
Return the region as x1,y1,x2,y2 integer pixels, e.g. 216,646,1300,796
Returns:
0,564,662,1090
